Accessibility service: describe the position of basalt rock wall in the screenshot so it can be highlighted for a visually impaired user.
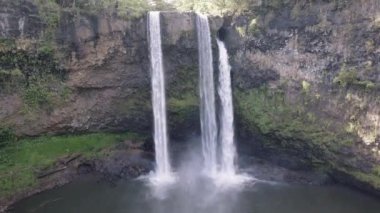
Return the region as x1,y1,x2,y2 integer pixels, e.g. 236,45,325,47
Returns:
222,0,380,195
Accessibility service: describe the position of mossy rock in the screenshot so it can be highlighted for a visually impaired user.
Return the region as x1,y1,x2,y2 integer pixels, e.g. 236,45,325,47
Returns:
234,86,356,165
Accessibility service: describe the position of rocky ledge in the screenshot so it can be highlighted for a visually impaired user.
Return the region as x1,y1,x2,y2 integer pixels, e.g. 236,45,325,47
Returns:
0,140,153,212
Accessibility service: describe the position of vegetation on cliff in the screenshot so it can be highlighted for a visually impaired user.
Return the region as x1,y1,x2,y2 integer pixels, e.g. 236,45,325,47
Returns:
31,0,262,19
0,132,142,199
167,65,199,134
235,86,356,151
235,84,380,191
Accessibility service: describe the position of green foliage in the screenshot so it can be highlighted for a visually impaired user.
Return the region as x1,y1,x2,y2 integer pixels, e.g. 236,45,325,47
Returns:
0,128,16,149
38,41,56,56
175,0,257,15
0,69,24,93
71,0,153,19
333,67,377,89
0,49,64,87
0,3,65,96
235,87,355,151
248,18,258,33
166,65,199,129
302,80,311,92
236,26,247,37
33,0,61,43
23,83,53,109
338,167,380,189
168,66,198,98
0,39,16,52
60,86,73,100
354,80,377,90
0,132,141,198
21,75,72,115
333,69,358,87
115,0,152,18
168,93,198,125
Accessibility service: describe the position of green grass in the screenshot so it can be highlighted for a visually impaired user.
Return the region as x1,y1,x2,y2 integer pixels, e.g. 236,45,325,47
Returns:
0,132,142,198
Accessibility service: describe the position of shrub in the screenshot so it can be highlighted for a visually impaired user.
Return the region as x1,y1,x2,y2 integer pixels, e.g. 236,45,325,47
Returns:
175,0,258,15
23,83,53,109
333,68,377,89
0,128,15,149
333,69,358,87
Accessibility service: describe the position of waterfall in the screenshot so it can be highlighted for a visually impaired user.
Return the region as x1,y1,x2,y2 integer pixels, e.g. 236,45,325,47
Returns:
196,14,218,176
215,37,251,185
18,17,25,37
148,11,174,183
217,38,236,176
195,14,250,185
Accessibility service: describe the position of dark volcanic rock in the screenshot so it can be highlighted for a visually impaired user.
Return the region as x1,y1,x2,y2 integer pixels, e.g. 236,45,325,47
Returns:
0,0,43,38
223,0,380,197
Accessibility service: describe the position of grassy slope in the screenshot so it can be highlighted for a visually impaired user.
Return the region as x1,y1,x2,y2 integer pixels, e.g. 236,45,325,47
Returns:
0,132,142,198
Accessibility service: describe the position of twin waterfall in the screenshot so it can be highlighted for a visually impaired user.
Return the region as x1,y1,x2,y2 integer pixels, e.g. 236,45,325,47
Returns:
148,12,243,184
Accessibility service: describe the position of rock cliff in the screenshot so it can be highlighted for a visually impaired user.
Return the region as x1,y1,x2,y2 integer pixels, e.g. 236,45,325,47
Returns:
222,0,380,195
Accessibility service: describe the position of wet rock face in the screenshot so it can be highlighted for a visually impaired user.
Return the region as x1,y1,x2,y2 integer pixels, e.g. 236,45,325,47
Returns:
0,4,223,139
161,12,200,138
0,7,152,136
222,0,380,195
0,0,43,38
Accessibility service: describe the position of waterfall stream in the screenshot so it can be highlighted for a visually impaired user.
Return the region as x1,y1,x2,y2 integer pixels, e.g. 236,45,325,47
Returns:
215,37,251,185
217,38,237,176
148,11,174,183
196,14,218,176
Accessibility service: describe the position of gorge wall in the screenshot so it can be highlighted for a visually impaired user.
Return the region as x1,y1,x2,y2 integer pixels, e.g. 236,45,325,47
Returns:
0,1,218,138
224,0,380,195
1,0,380,196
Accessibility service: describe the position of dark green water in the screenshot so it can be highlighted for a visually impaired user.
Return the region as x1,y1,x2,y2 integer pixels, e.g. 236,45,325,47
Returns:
11,176,380,213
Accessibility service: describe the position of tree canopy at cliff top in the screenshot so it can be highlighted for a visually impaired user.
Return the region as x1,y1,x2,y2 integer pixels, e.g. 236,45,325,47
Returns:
37,0,259,17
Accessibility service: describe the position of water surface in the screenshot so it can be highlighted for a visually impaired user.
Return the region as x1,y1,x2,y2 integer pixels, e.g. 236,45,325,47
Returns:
12,176,380,213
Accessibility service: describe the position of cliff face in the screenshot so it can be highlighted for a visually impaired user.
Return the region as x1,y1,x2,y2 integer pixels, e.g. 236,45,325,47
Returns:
1,0,380,196
222,0,380,194
0,2,222,138
0,0,151,136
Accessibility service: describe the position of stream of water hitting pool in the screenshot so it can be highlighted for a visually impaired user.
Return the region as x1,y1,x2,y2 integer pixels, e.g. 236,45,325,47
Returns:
148,11,175,184
196,14,219,177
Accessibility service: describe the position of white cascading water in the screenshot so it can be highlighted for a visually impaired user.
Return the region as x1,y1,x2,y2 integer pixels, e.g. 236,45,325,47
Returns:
18,17,25,37
215,37,251,185
196,14,218,176
217,38,236,176
148,11,174,183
